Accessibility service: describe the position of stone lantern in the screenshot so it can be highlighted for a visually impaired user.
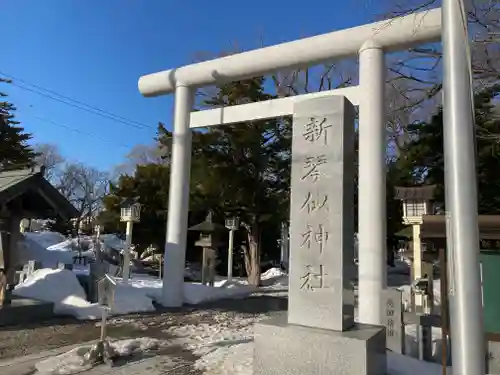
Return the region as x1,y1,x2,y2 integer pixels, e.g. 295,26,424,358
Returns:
119,197,141,284
188,211,227,286
394,185,437,311
395,185,437,224
120,198,141,223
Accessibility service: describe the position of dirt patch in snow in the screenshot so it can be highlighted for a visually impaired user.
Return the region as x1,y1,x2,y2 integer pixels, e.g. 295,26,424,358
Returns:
0,295,287,361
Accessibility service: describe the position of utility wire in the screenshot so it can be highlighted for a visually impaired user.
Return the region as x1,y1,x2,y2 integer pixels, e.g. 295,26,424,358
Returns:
10,81,152,131
19,111,134,149
0,71,156,131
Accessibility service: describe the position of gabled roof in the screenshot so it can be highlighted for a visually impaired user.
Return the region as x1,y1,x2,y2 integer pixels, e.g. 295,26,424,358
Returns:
0,166,79,220
188,211,227,232
394,185,437,201
188,221,227,232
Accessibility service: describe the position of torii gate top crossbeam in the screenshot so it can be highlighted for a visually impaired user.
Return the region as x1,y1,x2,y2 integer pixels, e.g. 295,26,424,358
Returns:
138,8,441,97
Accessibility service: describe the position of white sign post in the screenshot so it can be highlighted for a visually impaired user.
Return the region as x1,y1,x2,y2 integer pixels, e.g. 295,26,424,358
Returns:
87,274,117,365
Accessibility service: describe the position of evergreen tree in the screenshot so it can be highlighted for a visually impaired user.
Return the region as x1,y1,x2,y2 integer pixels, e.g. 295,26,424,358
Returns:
0,78,37,171
187,77,292,285
101,124,172,255
398,84,500,213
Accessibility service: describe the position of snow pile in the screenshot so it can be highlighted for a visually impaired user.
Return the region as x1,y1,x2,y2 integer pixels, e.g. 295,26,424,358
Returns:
14,232,95,268
12,270,255,320
259,267,288,288
47,239,94,258
256,264,411,291
34,338,166,375
24,231,67,248
130,275,256,305
13,269,155,320
100,234,126,251
261,267,286,279
13,268,101,319
112,283,156,315
16,236,75,268
184,280,256,305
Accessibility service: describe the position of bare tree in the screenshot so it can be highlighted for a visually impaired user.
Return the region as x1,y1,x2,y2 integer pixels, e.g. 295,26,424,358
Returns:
33,143,64,182
374,0,500,148
56,162,109,225
381,1,499,102
112,143,167,178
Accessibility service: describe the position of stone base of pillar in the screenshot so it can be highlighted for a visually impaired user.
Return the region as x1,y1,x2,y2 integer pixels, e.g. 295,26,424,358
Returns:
254,315,386,375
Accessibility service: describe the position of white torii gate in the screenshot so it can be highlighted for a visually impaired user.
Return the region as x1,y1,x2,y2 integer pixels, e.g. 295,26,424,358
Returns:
138,4,485,373
139,8,441,324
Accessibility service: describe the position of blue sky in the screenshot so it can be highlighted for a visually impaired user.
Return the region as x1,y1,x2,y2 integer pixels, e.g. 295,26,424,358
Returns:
2,0,382,171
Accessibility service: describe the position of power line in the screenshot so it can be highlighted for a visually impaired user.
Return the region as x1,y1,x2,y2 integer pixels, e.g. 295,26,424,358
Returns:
22,112,134,149
0,71,156,131
10,81,153,131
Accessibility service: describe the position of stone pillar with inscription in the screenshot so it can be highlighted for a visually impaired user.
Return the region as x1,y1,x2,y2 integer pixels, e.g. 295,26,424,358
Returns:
254,96,386,375
381,288,404,354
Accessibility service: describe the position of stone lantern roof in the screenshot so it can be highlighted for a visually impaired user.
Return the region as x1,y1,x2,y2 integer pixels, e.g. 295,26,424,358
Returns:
394,185,437,201
188,211,227,233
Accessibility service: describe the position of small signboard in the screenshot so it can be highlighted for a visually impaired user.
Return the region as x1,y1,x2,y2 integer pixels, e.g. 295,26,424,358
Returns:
381,288,404,354
97,274,117,310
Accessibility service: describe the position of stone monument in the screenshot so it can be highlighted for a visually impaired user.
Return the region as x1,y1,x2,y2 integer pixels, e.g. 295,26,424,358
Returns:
253,96,386,375
381,288,404,354
188,211,227,286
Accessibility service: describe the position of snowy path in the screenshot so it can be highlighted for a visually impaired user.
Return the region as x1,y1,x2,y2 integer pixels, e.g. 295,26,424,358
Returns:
0,293,450,375
161,295,447,375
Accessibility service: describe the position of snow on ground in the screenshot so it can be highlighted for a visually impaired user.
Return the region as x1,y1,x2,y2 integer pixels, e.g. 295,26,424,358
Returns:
34,337,166,375
17,263,448,374
387,352,447,375
16,234,448,373
16,232,94,268
16,236,75,268
13,268,102,319
47,239,94,258
259,267,288,288
166,309,447,375
100,234,126,251
120,275,256,305
166,314,261,375
24,231,67,248
162,267,448,375
13,268,255,320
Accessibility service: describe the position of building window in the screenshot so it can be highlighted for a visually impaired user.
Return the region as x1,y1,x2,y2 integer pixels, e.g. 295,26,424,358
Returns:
406,200,426,217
